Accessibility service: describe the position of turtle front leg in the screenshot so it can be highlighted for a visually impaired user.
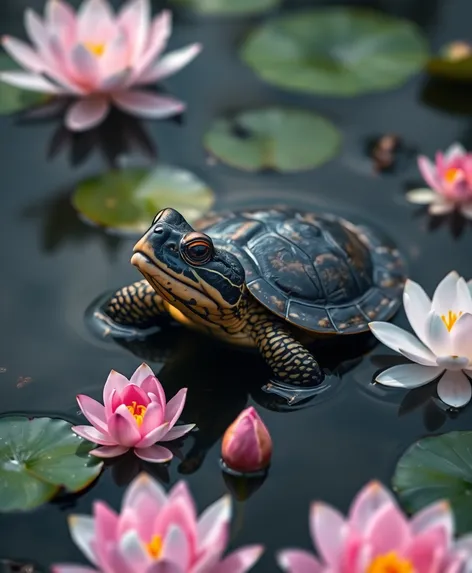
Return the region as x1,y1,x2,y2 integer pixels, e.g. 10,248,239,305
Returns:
248,307,324,386
104,279,170,328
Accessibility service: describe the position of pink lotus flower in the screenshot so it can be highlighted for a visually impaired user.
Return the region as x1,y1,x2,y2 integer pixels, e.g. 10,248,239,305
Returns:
72,363,195,463
52,472,264,573
0,0,201,131
407,143,472,218
221,406,272,473
277,480,472,573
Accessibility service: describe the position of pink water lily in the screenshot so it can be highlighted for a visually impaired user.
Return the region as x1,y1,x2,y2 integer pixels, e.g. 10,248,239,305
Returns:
0,0,201,131
369,271,472,408
52,472,264,573
277,480,472,573
221,407,272,473
407,143,472,218
72,363,195,463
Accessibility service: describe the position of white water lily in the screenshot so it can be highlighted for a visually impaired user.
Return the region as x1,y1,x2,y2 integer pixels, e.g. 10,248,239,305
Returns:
369,271,472,408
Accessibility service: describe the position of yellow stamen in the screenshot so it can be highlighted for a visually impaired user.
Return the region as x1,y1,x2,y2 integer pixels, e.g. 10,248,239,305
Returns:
367,552,414,573
444,167,461,184
441,310,463,332
127,400,147,426
146,535,163,559
84,42,106,57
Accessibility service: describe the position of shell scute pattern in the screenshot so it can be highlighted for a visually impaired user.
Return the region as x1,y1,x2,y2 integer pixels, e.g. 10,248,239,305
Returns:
197,208,406,334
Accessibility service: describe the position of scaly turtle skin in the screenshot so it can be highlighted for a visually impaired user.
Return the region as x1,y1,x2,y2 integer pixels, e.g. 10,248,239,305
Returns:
103,207,406,387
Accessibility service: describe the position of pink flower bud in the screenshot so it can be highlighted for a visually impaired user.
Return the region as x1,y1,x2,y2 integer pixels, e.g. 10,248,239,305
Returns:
221,407,272,473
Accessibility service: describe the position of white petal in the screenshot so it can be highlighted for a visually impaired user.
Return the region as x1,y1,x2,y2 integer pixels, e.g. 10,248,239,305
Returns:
368,322,436,363
436,356,469,371
399,348,437,367
456,278,472,314
376,364,443,388
162,525,190,570
410,501,453,538
425,312,452,356
0,71,62,93
432,271,460,315
67,515,97,565
403,278,432,346
460,204,472,220
451,313,472,360
119,529,152,569
437,371,472,408
444,143,466,161
405,189,437,205
111,90,185,119
65,98,110,131
2,36,45,73
139,43,202,83
197,495,231,548
428,201,455,216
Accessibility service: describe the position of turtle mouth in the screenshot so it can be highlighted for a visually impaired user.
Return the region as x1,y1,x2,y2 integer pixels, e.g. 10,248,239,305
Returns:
131,251,157,271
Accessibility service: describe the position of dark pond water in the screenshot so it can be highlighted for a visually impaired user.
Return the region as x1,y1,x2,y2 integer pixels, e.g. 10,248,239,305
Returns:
1,0,472,569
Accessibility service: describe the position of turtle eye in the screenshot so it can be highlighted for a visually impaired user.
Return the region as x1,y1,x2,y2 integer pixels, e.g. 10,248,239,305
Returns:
181,233,214,266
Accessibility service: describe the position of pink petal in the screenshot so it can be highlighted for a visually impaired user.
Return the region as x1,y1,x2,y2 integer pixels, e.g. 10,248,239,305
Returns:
132,10,172,79
310,502,346,568
139,43,201,84
122,473,167,540
72,425,116,446
410,501,453,539
146,563,182,573
90,445,129,458
65,97,110,131
67,515,97,565
135,422,170,449
130,363,157,386
365,502,410,556
77,0,116,45
211,546,264,573
348,481,396,532
197,495,231,551
93,501,118,545
117,0,150,62
138,402,165,440
99,34,130,81
103,370,129,406
164,388,188,427
0,70,62,93
111,90,185,119
153,497,198,557
159,424,195,442
169,482,197,520
418,156,442,192
277,550,322,573
141,375,166,406
119,529,152,570
192,528,227,573
69,44,100,88
134,444,173,463
162,525,190,571
121,384,151,408
2,36,45,73
404,528,447,573
100,67,132,91
45,0,77,49
24,9,54,63
76,395,108,433
108,405,142,447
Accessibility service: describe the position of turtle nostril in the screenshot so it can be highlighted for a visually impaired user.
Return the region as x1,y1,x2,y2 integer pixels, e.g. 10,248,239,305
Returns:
154,226,164,234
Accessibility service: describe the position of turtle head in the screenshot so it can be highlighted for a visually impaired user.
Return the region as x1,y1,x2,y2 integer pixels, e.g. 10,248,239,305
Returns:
131,208,247,320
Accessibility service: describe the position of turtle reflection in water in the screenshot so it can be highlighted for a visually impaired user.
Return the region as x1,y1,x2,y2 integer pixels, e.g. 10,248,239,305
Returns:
98,207,406,399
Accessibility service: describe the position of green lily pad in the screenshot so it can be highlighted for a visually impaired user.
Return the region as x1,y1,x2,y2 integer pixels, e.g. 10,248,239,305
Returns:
204,107,341,172
0,416,103,512
72,166,215,235
170,0,280,15
392,431,472,535
0,54,48,114
240,7,429,96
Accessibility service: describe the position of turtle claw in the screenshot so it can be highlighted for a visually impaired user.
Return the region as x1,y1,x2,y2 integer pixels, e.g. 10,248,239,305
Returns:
255,373,341,411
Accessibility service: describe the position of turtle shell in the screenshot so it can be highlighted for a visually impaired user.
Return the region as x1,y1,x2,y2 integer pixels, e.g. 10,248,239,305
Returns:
196,207,406,334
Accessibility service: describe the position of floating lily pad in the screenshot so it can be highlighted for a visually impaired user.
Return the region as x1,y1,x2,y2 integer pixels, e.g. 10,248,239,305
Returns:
0,54,48,114
240,8,429,96
0,416,102,512
170,0,280,15
392,431,472,535
204,108,340,172
72,166,215,235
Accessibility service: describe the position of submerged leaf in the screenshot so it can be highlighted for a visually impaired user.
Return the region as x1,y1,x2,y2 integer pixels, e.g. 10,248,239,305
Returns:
240,7,429,96
72,166,215,235
393,431,472,535
204,107,341,172
170,0,280,15
0,55,47,114
0,416,102,511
